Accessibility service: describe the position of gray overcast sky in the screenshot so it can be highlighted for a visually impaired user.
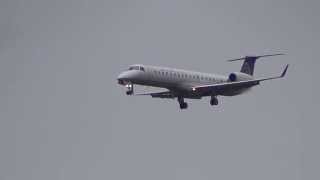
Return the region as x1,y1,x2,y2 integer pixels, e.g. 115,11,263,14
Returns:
0,0,319,180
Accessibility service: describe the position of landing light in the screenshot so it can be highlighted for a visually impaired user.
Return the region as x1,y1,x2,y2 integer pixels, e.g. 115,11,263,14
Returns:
192,88,196,91
125,84,132,88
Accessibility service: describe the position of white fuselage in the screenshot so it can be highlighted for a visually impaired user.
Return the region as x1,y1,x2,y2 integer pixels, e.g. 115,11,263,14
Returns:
117,55,288,109
118,64,253,97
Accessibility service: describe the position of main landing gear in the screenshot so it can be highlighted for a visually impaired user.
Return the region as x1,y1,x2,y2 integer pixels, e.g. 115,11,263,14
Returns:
125,83,134,95
178,97,188,109
210,96,219,106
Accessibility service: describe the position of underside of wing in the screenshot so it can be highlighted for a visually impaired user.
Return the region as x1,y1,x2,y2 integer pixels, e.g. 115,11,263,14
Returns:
134,91,176,99
193,80,260,95
193,64,289,95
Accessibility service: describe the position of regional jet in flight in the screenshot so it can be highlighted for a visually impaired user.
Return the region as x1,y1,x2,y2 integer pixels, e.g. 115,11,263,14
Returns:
117,54,288,109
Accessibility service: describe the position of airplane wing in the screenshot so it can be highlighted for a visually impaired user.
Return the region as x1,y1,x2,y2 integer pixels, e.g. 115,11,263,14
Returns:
193,64,289,93
134,91,175,99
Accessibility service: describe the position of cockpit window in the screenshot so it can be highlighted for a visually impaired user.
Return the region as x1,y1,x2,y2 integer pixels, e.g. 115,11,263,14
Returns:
128,65,145,72
129,66,139,70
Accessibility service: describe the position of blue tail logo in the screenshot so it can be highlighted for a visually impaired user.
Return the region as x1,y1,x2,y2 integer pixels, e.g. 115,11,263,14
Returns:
240,56,258,75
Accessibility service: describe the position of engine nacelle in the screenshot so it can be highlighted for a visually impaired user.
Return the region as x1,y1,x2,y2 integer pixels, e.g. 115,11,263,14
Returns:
228,72,253,82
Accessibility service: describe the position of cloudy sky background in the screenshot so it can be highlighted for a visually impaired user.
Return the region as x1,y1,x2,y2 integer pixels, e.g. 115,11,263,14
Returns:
1,0,319,180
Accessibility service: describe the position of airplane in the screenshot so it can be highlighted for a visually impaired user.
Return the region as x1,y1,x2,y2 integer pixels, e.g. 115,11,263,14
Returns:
117,54,289,109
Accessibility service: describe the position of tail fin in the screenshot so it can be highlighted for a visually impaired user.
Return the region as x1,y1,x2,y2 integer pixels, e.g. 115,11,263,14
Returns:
227,53,285,76
240,57,257,75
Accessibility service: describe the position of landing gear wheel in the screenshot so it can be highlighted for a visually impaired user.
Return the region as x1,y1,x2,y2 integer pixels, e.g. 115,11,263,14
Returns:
126,91,133,95
210,96,218,106
179,102,188,109
125,83,133,95
178,97,188,109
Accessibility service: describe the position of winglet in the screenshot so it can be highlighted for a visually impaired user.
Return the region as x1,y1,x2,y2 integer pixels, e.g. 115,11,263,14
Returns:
281,64,289,77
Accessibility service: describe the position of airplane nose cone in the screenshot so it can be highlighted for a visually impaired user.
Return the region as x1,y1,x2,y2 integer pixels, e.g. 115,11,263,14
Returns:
117,71,129,80
117,70,140,84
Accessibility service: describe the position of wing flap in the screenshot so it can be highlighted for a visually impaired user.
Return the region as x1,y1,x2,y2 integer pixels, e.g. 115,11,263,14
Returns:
194,80,260,93
193,64,289,93
134,91,175,99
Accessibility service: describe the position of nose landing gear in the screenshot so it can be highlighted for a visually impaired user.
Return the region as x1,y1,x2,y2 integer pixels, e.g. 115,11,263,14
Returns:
125,83,134,95
178,97,188,109
210,96,219,106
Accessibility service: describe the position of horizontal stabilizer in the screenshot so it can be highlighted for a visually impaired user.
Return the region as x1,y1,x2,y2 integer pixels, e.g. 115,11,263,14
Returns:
226,53,286,75
227,53,285,62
